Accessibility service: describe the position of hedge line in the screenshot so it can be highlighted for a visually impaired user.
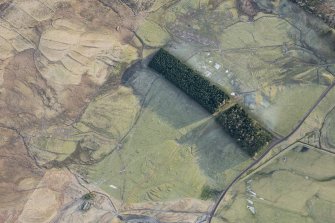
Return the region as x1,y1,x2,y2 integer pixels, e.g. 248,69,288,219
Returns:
148,49,272,155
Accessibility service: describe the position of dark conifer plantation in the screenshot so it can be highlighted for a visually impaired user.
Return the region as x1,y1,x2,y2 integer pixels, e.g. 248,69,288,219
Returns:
149,49,272,156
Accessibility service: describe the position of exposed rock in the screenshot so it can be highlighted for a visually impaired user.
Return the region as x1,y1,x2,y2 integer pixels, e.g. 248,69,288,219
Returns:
237,0,259,19
290,0,335,27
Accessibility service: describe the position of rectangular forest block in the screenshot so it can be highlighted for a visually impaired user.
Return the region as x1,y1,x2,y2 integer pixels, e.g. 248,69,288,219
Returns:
148,49,272,156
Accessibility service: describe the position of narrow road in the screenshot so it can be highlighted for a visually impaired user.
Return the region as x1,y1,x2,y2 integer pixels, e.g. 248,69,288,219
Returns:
207,81,335,222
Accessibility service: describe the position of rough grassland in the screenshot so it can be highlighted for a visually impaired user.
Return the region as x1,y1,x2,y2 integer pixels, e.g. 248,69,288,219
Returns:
149,49,272,155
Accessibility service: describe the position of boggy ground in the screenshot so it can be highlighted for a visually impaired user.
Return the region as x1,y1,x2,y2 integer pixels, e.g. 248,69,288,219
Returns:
1,0,335,223
0,0,164,222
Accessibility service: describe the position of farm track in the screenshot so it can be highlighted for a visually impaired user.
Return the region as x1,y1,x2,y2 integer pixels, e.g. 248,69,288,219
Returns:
206,81,335,222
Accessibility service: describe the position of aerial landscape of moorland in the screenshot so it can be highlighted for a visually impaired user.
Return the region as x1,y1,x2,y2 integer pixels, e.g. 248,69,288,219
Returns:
0,0,334,222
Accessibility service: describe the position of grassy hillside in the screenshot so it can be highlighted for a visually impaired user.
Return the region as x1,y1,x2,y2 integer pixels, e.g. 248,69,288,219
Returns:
149,49,272,155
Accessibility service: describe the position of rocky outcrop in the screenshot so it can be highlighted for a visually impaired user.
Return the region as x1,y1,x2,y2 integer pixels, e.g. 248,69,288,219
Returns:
237,0,260,20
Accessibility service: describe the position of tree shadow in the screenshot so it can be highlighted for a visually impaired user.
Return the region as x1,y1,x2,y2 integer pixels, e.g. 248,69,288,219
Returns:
125,67,249,185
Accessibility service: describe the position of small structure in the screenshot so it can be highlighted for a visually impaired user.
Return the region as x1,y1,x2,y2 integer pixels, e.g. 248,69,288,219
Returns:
80,201,91,211
247,205,256,214
247,199,254,205
204,70,212,77
247,189,256,197
109,184,118,189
